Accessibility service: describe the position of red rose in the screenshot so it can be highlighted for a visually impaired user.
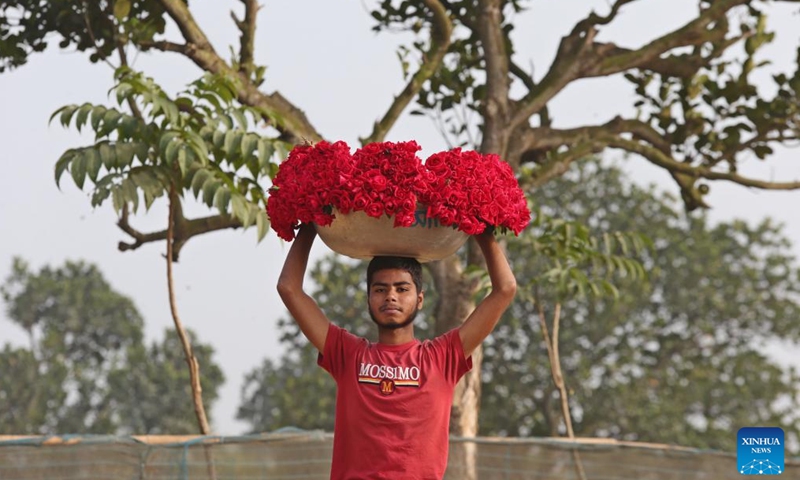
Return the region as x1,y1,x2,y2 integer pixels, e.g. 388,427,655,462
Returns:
368,174,388,192
365,202,384,218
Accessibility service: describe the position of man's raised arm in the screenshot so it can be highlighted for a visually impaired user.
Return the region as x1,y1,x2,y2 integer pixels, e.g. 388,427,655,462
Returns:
459,231,517,357
276,224,330,352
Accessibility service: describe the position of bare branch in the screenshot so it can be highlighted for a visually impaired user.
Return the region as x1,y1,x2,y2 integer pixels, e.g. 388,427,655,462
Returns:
515,117,672,155
139,39,189,54
512,116,800,209
526,141,603,188
234,0,259,76
603,135,800,191
571,0,636,35
155,0,322,143
117,204,243,261
510,61,550,126
510,0,748,129
361,0,452,144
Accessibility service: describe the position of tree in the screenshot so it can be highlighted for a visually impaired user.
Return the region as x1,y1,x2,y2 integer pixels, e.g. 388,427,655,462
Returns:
480,161,800,452
107,327,225,435
237,161,800,453
2,0,799,440
0,258,224,434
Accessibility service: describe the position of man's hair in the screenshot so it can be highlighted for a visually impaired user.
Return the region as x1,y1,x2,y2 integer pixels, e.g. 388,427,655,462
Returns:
366,256,423,293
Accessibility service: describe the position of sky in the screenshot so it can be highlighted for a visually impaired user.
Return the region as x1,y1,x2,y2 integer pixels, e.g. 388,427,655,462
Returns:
1,0,799,435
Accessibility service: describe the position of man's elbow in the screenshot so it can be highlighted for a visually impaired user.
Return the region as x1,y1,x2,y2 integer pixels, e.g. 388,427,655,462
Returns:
496,278,517,302
276,278,301,300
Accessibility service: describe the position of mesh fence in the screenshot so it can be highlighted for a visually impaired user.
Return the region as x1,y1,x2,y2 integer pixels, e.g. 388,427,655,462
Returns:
0,432,796,479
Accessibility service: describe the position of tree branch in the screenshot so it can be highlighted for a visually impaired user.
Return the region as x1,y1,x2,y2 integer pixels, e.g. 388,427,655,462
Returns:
509,61,550,127
512,116,800,208
510,0,748,129
117,205,243,261
571,0,636,35
476,0,511,155
361,0,452,144
603,135,800,191
234,0,259,77
138,40,188,54
155,0,322,143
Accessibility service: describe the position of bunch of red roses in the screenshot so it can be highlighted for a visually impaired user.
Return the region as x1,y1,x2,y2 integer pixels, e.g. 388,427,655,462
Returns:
266,140,530,241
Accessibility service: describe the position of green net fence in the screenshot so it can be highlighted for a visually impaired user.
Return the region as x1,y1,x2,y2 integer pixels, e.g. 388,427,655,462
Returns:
0,432,797,479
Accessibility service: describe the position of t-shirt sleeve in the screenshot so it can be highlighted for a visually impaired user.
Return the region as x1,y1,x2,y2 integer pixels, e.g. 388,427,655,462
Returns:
430,328,473,384
317,323,363,380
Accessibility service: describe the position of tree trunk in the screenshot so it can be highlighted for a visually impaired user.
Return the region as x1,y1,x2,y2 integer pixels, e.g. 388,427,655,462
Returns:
430,252,482,478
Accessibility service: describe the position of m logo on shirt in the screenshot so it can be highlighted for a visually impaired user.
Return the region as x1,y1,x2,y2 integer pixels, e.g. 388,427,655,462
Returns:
379,379,395,395
358,363,420,394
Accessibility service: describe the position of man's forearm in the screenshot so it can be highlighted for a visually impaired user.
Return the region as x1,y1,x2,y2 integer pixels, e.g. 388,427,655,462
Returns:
476,232,517,296
277,224,316,294
276,224,330,352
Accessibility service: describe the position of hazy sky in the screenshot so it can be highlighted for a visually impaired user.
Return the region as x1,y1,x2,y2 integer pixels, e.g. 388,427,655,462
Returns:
1,0,799,435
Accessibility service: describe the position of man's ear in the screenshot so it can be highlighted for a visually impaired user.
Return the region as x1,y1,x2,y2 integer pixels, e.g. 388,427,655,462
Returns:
417,290,424,309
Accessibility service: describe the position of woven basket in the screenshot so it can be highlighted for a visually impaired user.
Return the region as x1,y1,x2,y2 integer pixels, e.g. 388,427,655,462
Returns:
316,207,469,262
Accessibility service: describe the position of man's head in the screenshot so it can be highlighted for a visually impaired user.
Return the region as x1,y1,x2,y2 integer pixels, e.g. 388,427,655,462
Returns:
367,256,423,293
366,256,424,330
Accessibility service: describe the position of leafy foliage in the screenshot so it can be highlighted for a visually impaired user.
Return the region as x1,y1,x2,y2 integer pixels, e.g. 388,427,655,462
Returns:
52,68,287,241
481,161,800,452
0,0,170,72
106,327,225,435
0,258,224,434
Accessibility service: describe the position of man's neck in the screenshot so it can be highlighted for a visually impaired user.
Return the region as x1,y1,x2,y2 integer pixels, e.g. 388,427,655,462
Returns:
377,325,415,345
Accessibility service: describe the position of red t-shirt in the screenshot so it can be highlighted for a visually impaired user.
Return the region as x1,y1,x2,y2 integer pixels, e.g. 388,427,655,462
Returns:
318,324,472,480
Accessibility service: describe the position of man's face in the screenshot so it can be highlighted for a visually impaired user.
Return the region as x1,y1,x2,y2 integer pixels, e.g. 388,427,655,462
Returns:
368,268,423,330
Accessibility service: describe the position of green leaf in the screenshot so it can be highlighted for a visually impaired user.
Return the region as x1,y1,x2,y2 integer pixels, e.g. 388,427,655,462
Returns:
91,106,108,131
232,109,248,129
177,147,189,176
191,169,212,198
58,105,79,128
134,143,150,163
202,178,220,206
241,133,258,159
231,194,249,226
112,187,124,213
122,178,139,212
186,133,210,165
165,137,181,165
117,115,139,140
223,130,243,157
213,129,226,150
115,143,136,168
115,83,133,106
75,103,93,132
255,208,269,242
70,152,87,189
212,186,231,213
86,148,103,182
257,139,275,172
97,143,115,171
55,151,74,188
113,0,132,20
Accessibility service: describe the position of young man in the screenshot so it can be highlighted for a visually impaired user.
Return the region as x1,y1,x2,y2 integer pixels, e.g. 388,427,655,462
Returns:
277,224,516,480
